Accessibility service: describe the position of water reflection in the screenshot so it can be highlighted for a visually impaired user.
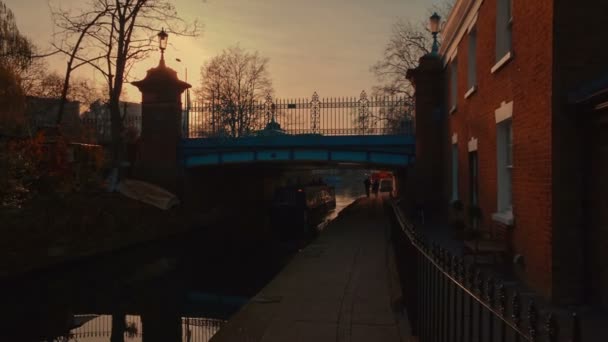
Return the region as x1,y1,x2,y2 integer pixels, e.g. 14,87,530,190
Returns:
2,170,368,342
319,170,368,223
322,194,362,223
59,315,222,342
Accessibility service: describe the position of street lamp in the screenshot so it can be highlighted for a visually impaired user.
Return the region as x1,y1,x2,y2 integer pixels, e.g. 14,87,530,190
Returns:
429,12,441,55
175,58,187,82
175,58,191,135
175,57,190,105
157,28,169,64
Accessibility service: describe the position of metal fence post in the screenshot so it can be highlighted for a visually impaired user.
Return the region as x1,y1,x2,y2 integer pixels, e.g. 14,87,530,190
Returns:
486,277,495,341
497,282,507,342
546,313,558,342
468,266,475,342
458,260,466,342
571,312,581,342
476,270,484,342
512,291,521,342
528,301,538,342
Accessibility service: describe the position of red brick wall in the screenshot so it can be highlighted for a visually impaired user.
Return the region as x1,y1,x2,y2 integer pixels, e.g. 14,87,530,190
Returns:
446,0,554,298
511,0,555,299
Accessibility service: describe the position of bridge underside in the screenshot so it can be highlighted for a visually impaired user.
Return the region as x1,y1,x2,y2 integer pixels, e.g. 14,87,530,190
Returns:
180,135,415,168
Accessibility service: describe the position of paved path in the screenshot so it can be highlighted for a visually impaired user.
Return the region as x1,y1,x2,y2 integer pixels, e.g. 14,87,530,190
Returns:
211,196,410,342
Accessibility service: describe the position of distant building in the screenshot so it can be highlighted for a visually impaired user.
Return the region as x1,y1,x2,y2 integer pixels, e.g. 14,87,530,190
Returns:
26,96,81,137
409,0,608,308
80,101,142,144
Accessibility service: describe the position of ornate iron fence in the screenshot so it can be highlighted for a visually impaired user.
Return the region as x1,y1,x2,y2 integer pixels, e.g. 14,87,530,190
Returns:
183,91,414,138
389,200,582,342
79,116,141,144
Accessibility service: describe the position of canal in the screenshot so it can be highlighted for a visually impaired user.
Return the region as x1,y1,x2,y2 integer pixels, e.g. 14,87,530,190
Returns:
0,170,369,342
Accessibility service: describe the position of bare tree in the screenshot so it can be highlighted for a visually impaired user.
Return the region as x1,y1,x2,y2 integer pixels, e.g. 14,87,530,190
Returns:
371,1,454,100
0,1,33,70
24,68,103,107
0,1,34,133
367,1,453,135
0,63,25,133
51,0,200,172
197,45,273,138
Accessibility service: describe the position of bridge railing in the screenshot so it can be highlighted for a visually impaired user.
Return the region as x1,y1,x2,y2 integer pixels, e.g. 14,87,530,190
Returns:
182,92,415,139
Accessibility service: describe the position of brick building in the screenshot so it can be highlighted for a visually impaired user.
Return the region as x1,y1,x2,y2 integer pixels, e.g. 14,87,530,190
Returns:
26,96,81,137
80,101,142,144
409,0,608,308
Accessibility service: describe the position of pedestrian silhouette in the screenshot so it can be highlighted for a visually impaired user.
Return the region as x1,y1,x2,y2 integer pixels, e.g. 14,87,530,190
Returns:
372,179,380,198
364,177,371,198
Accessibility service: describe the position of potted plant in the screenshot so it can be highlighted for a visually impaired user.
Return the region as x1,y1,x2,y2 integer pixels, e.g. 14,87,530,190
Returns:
468,205,482,221
450,200,465,237
466,204,483,238
451,199,464,212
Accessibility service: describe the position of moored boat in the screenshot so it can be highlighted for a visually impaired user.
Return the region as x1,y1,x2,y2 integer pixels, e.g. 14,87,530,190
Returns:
269,182,336,240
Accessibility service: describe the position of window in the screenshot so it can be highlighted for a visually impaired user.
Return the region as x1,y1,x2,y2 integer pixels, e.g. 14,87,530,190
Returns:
467,28,477,91
495,0,512,61
452,144,459,201
469,151,479,206
496,119,512,212
450,59,458,110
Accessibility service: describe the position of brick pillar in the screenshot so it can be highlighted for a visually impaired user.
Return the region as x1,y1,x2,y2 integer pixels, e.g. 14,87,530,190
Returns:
406,55,448,218
131,59,191,194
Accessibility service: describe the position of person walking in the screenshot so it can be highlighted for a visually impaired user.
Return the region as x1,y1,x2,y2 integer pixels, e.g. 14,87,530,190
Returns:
364,177,371,198
372,179,380,198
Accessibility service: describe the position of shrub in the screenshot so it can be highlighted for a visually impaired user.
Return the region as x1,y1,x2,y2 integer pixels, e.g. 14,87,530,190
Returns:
451,199,464,211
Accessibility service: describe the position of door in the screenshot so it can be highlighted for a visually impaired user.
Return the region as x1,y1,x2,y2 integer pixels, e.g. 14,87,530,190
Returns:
584,114,608,309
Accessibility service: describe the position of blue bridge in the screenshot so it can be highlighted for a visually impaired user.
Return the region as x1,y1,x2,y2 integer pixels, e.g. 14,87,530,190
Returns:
179,92,416,168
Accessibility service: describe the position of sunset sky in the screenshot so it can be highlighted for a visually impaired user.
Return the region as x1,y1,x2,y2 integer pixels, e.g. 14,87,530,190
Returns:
6,0,430,101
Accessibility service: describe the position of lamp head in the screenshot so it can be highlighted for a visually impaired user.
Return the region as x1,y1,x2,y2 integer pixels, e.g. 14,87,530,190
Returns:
429,12,441,35
157,28,169,52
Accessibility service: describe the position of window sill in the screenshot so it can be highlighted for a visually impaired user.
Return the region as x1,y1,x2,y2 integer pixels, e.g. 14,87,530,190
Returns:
464,86,477,99
491,51,513,74
492,210,514,226
450,105,457,114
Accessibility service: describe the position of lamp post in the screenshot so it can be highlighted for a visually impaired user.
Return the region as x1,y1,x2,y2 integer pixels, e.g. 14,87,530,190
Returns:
175,58,188,83
175,58,191,136
157,28,169,65
429,12,441,56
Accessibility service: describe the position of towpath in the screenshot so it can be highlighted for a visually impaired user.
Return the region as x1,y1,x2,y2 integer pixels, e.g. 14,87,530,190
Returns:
211,196,411,342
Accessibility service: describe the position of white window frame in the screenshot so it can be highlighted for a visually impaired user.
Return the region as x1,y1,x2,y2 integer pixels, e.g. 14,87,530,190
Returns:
466,27,477,95
498,120,513,210
493,101,514,225
493,0,513,72
450,59,458,112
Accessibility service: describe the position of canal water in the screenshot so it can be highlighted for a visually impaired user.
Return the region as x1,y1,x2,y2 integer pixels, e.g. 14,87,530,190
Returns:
0,172,367,342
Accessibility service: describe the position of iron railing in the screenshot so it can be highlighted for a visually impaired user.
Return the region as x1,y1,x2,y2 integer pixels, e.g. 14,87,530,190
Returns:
389,200,582,342
29,92,414,142
183,91,414,138
50,315,224,342
78,117,141,144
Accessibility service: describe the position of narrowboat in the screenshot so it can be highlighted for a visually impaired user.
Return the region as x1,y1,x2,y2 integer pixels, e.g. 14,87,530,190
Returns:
269,183,336,240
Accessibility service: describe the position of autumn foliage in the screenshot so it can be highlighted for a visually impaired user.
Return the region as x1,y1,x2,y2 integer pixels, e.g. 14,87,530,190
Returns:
0,130,105,208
